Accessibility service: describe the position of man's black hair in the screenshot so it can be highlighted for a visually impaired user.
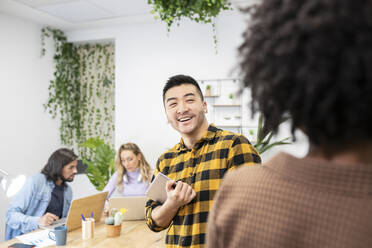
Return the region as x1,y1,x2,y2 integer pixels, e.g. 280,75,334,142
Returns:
163,75,204,103
41,148,78,182
239,0,372,146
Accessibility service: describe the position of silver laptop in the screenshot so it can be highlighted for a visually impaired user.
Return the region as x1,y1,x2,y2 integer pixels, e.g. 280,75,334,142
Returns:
108,196,147,220
40,191,108,231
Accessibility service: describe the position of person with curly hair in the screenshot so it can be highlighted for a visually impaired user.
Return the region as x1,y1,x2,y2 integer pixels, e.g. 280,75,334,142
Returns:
207,0,372,247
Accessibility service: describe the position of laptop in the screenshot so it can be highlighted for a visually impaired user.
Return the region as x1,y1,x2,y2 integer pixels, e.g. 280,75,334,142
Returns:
41,191,108,231
108,196,146,220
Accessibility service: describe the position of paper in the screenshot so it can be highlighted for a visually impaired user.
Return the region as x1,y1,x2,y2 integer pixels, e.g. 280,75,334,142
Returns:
16,230,56,247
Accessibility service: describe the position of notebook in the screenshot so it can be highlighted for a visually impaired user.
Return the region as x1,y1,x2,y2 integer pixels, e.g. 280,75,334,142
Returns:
40,191,108,231
108,196,146,220
145,172,170,204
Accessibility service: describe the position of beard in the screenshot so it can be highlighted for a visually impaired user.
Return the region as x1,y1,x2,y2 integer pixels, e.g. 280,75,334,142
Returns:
61,174,75,182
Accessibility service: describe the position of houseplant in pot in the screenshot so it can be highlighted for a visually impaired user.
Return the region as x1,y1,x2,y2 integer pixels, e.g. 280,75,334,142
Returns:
205,85,212,96
79,137,116,191
105,208,127,237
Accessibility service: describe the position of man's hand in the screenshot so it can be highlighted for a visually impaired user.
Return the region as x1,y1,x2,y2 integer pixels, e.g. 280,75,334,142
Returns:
165,180,196,209
150,180,197,228
38,212,59,226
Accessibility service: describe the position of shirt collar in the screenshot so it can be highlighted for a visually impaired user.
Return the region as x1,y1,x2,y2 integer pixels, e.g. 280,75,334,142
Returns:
176,124,219,151
43,174,67,188
126,167,141,179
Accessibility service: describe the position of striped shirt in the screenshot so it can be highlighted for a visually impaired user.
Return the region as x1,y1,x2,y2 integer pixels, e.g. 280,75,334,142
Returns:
145,124,261,248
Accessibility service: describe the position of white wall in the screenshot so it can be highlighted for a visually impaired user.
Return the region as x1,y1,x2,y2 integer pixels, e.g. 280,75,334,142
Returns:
67,10,308,167
0,13,60,241
115,19,238,165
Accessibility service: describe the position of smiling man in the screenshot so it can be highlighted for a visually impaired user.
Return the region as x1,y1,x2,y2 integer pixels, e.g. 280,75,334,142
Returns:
5,148,78,240
145,75,261,248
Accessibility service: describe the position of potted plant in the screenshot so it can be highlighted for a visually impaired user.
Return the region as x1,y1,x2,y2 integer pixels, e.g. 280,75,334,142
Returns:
253,115,292,154
79,137,116,191
205,85,212,96
105,208,127,237
228,93,234,104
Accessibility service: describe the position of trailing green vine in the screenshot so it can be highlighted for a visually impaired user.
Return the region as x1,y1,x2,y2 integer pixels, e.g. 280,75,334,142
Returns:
41,27,82,147
77,43,115,153
148,0,232,50
41,27,115,155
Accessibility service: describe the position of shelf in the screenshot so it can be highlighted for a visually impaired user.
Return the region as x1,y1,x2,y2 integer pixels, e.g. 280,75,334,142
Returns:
199,78,246,135
217,125,258,128
213,104,241,107
217,125,242,128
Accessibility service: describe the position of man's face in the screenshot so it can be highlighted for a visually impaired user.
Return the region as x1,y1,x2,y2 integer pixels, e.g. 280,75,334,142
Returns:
61,160,78,182
164,84,207,137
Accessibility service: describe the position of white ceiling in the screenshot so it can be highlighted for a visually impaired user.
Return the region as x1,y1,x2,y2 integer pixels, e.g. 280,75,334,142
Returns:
14,0,152,22
0,0,256,30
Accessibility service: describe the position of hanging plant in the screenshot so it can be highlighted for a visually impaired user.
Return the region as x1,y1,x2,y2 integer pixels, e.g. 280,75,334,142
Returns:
77,43,115,157
41,27,82,147
147,0,232,50
41,28,115,155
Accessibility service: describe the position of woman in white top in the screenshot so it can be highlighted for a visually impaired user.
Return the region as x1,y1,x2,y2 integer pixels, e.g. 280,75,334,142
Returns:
104,143,152,198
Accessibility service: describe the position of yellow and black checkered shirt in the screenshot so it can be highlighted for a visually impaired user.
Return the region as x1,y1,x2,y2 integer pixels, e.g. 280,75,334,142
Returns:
145,124,261,247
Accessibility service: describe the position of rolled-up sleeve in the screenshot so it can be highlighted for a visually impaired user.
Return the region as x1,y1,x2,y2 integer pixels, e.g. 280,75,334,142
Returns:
145,199,166,232
144,161,168,232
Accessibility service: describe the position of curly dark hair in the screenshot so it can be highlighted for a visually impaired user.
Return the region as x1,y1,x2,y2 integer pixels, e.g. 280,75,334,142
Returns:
239,0,372,146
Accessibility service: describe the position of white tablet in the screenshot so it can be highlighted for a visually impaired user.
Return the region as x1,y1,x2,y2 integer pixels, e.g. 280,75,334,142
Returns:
145,172,170,203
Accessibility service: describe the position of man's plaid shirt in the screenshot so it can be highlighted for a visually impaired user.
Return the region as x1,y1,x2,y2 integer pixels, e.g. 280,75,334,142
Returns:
145,124,261,247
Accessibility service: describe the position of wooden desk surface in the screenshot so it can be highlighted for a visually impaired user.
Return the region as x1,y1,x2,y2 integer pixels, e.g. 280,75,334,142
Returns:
1,220,165,248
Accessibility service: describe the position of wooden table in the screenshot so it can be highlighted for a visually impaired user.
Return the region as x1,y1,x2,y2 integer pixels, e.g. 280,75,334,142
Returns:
0,220,165,248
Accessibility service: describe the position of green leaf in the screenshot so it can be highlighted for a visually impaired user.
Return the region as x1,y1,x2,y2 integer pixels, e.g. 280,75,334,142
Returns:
253,114,292,154
81,137,116,191
147,0,228,51
42,30,115,159
259,139,292,154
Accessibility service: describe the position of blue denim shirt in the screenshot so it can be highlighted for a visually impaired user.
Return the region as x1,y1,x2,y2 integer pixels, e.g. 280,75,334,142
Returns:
5,173,72,240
